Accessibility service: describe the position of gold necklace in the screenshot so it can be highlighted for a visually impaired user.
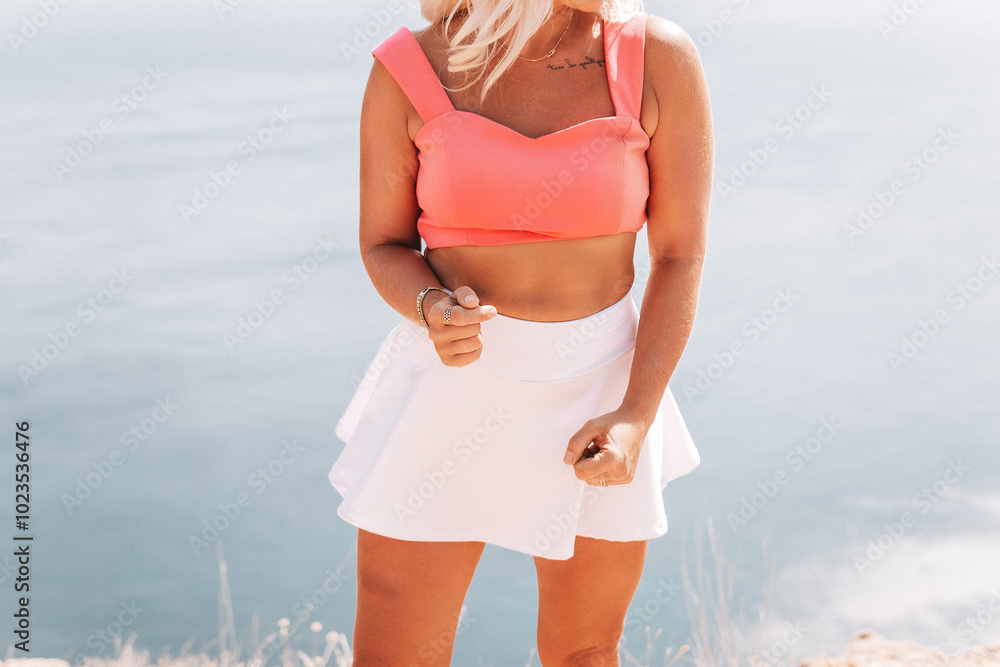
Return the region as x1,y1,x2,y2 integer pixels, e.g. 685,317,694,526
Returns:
517,8,575,62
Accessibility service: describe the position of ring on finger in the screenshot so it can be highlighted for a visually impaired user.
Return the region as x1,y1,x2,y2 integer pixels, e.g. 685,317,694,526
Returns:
599,479,608,487
443,307,452,326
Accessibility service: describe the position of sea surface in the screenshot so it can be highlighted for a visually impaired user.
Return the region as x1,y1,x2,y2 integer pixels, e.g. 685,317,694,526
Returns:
1,0,998,663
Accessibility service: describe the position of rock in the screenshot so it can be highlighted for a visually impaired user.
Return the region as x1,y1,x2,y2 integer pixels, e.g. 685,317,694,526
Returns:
1,661,72,667
800,630,1000,666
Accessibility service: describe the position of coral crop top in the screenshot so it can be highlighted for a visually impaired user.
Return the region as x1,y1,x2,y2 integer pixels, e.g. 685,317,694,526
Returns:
371,13,650,250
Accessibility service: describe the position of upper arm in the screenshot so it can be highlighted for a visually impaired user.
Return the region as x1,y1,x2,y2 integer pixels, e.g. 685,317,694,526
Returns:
643,16,714,264
358,53,423,256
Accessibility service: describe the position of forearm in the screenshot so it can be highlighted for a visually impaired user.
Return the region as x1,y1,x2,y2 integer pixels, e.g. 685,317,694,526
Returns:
361,242,451,327
619,256,703,428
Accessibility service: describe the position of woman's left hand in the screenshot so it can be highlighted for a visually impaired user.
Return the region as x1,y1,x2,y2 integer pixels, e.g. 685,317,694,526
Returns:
562,408,650,486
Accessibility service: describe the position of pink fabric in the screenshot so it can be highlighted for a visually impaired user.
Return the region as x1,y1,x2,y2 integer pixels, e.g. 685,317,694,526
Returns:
371,13,650,250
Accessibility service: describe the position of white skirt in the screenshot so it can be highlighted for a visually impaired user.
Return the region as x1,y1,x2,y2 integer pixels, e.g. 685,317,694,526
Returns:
329,292,700,560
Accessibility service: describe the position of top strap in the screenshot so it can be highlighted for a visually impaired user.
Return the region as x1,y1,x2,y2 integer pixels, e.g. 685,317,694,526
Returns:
604,12,646,119
372,27,456,123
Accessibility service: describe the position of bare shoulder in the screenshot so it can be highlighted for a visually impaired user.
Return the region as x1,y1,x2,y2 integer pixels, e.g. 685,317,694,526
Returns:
642,14,710,131
363,29,423,142
643,14,704,93
644,14,697,54
364,40,405,115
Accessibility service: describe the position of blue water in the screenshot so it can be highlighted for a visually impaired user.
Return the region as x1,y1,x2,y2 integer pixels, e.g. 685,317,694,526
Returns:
2,0,998,663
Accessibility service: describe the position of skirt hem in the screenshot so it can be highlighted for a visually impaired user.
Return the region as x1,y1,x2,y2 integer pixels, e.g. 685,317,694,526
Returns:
335,499,671,561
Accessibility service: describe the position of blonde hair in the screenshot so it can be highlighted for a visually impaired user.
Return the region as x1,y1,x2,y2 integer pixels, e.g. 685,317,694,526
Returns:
419,0,644,105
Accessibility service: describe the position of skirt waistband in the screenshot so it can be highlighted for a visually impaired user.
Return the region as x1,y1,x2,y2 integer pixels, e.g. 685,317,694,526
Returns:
403,292,639,382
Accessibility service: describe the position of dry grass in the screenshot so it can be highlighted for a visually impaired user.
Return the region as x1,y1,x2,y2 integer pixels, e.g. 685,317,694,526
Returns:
677,517,794,667
0,526,792,667
619,628,691,667
0,541,353,667
6,524,996,666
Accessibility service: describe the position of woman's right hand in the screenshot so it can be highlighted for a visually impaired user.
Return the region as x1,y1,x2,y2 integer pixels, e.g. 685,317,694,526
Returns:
423,286,497,367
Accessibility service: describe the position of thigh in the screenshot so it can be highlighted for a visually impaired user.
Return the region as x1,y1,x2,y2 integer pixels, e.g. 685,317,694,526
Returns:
353,527,485,666
533,535,648,667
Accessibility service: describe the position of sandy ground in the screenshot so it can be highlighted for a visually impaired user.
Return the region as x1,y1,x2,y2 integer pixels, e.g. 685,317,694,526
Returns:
801,630,1000,666
4,631,1000,667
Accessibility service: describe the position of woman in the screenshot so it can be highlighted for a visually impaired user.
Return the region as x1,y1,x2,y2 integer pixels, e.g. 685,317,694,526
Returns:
329,0,712,663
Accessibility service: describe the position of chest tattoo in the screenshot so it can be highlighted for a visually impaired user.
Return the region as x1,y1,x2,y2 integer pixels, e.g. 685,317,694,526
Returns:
546,55,606,71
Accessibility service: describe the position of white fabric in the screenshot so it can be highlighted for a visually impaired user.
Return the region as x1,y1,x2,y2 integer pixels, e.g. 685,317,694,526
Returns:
329,293,700,560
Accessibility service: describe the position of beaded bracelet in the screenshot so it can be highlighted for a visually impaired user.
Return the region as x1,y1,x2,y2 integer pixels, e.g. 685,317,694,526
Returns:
416,286,452,329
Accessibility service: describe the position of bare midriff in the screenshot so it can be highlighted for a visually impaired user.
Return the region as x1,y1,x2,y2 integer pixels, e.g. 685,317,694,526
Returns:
425,232,637,322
